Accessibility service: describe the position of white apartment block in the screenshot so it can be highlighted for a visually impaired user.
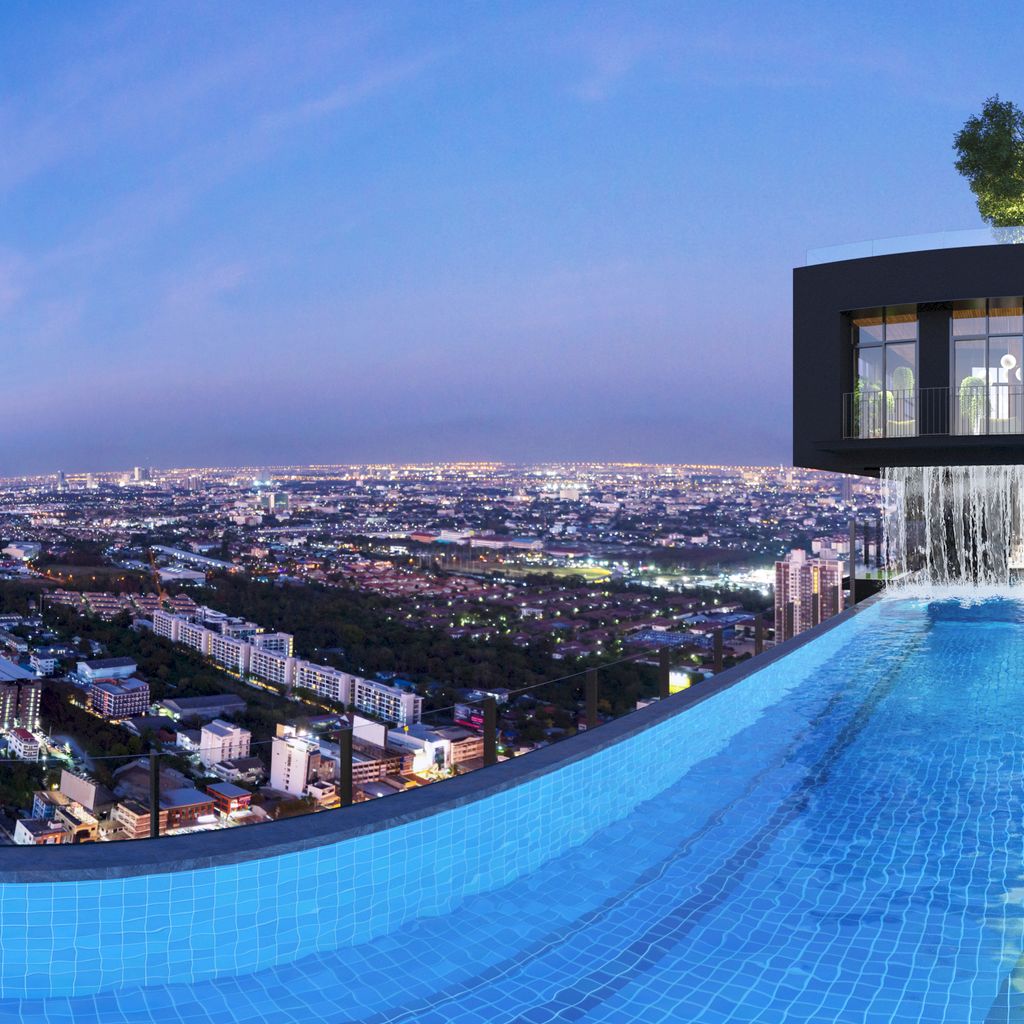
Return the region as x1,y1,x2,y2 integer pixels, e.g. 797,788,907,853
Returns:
253,631,294,657
270,727,321,796
179,621,213,656
152,610,182,643
352,679,423,725
150,603,422,727
292,661,354,705
249,648,295,689
220,620,259,641
199,719,251,768
208,633,251,675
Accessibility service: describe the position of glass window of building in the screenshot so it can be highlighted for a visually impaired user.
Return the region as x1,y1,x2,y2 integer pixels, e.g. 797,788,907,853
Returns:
849,306,918,438
951,298,1024,435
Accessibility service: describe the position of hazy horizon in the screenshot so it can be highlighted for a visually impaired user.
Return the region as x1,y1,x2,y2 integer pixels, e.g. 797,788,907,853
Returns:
9,458,816,480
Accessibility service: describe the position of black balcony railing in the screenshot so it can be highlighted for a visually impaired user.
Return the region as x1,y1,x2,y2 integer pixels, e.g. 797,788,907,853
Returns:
841,385,1024,440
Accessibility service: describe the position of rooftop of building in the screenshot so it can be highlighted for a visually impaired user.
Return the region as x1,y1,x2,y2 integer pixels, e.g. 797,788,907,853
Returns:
160,787,213,809
161,694,246,710
206,782,249,799
91,676,149,694
0,658,35,682
16,818,64,836
79,656,137,670
805,225,1024,266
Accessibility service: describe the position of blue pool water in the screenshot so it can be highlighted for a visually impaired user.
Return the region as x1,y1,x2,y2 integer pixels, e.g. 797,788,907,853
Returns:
6,596,1024,1022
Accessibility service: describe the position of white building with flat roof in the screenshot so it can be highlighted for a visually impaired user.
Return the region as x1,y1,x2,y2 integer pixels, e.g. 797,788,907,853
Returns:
208,633,251,675
199,719,251,769
293,661,354,705
179,622,213,657
253,632,294,657
3,542,40,561
152,610,182,643
353,679,422,726
270,726,321,796
249,648,295,689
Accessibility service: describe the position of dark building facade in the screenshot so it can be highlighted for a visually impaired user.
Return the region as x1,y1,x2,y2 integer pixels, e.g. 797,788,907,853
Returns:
794,244,1024,475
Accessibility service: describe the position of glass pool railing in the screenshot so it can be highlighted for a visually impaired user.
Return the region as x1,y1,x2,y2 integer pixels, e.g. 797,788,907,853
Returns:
806,226,1024,266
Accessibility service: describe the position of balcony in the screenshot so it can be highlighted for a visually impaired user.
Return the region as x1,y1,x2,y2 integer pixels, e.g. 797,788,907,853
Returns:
842,385,1024,440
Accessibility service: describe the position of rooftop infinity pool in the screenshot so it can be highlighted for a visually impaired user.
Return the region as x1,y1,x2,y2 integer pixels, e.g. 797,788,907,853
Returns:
4,596,1024,1022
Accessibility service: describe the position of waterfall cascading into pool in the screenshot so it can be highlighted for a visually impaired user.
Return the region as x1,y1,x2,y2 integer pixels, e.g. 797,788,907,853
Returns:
882,465,1024,589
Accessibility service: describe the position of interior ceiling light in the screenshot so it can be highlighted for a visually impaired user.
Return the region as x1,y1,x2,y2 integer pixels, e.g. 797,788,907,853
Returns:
1002,353,1018,370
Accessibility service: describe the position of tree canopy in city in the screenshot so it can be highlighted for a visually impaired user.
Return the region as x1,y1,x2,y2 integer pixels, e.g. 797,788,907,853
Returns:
954,95,1024,226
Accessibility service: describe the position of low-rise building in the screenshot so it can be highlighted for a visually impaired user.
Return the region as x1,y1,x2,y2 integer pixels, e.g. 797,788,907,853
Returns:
29,653,58,677
206,781,252,816
161,788,216,830
53,803,99,844
199,719,251,768
111,799,162,840
270,726,321,796
8,727,40,760
160,694,247,721
76,657,137,684
13,818,66,845
3,542,41,561
211,756,266,785
386,723,452,773
59,770,114,813
90,677,151,720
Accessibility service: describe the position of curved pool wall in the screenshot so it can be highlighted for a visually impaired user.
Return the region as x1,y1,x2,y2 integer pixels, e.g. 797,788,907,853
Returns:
0,600,876,1001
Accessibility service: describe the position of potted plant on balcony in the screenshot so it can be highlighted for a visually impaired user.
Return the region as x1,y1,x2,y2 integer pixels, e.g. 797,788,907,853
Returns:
958,376,988,434
852,380,887,438
887,366,916,436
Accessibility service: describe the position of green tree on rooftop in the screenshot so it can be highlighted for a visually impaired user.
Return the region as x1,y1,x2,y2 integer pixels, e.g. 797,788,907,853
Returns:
954,96,1024,227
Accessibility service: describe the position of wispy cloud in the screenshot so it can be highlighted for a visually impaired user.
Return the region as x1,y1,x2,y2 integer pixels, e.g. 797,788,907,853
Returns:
566,28,660,101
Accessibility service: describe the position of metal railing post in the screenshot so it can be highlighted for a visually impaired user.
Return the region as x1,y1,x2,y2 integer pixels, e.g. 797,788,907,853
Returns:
658,648,670,699
848,518,858,606
713,628,723,674
149,749,160,840
585,668,598,730
338,727,353,807
483,697,497,766
755,614,764,656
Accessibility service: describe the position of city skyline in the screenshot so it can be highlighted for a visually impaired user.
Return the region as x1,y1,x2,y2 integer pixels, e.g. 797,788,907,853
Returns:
1,2,1012,473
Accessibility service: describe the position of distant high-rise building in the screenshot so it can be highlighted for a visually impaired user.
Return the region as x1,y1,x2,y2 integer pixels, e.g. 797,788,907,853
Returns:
774,549,843,643
258,491,289,513
54,470,68,493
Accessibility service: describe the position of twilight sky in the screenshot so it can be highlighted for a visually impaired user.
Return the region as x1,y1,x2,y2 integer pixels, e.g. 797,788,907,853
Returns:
0,2,1008,473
